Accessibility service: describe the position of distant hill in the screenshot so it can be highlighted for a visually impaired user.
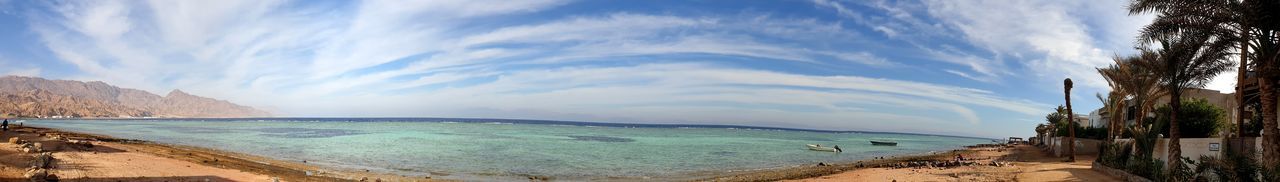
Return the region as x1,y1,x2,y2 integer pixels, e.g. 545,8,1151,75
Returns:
0,76,270,118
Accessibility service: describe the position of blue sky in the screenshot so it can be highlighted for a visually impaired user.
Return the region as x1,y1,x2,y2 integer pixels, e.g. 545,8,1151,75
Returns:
0,0,1236,138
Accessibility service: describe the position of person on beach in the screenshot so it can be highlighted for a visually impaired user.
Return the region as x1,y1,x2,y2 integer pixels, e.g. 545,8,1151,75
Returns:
2,119,7,131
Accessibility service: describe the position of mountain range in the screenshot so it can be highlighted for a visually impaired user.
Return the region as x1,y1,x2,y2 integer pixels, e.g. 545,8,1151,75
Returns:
0,76,270,118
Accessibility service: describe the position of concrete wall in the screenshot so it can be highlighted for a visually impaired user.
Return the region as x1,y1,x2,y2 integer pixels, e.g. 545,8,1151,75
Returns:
1109,137,1259,164
1047,137,1100,156
1152,138,1218,162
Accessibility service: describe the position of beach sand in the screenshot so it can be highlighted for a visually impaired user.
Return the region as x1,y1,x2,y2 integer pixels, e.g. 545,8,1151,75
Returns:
0,126,430,182
1,124,1119,182
780,144,1119,182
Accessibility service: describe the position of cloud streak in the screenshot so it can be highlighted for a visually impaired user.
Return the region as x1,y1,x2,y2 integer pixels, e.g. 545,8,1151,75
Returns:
0,0,1163,138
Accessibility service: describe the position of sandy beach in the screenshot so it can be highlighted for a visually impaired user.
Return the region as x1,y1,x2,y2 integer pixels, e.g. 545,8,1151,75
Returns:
3,123,1120,182
714,144,1120,182
0,125,428,182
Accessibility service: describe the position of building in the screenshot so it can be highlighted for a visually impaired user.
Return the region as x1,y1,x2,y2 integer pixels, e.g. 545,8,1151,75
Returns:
1072,114,1090,128
1109,88,1243,132
1088,110,1107,128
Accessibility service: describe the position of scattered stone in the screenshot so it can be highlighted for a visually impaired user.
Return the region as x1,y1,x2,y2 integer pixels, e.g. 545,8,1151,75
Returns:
24,167,57,182
19,143,41,153
66,140,92,148
8,137,19,144
30,152,55,169
359,177,368,181
527,176,552,181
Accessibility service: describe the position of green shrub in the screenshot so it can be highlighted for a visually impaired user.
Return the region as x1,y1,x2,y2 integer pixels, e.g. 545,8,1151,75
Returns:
1098,140,1131,169
1166,157,1195,182
1221,138,1261,181
1127,156,1165,180
1265,165,1280,182
1195,155,1223,182
1054,123,1108,140
1242,113,1263,137
1184,137,1264,182
1131,122,1164,159
1152,98,1226,138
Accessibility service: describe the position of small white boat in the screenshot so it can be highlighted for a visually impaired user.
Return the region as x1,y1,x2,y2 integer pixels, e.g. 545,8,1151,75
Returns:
806,144,841,152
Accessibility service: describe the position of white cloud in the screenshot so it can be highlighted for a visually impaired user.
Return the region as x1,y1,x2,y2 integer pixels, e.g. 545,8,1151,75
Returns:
872,26,898,37
921,0,1151,91
810,0,1153,92
20,0,1067,137
264,63,1046,135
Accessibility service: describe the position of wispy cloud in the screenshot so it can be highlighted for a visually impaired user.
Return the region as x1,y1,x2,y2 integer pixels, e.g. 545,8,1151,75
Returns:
3,0,1162,138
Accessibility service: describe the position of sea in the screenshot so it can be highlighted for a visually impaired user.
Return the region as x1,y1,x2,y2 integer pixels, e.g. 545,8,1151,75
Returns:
22,118,991,181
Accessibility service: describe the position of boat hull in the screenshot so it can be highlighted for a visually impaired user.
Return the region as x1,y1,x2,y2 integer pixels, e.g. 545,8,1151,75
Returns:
870,141,897,146
806,144,840,152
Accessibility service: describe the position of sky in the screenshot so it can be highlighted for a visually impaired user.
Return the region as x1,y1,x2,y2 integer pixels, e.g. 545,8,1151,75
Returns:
0,0,1238,138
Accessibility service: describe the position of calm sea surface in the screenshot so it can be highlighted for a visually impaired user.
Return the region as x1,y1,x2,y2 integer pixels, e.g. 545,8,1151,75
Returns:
25,118,990,181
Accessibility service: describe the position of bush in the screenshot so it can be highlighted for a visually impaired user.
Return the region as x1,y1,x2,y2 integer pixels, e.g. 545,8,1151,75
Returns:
1098,140,1131,169
1166,157,1196,182
1265,164,1280,182
1153,98,1226,138
1130,122,1164,159
1054,123,1108,140
1243,113,1263,137
1182,137,1266,182
1127,156,1165,180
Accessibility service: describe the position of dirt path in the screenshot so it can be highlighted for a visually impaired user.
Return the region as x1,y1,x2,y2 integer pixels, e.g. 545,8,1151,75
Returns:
788,144,1120,182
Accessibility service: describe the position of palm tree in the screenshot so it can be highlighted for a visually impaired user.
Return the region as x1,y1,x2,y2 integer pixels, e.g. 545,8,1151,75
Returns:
1064,78,1076,162
1095,92,1123,141
1130,0,1280,166
1245,2,1280,167
1131,28,1235,172
1098,54,1167,136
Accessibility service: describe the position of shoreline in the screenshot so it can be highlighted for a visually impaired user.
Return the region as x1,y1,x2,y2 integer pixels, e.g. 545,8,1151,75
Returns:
1,126,428,181
6,122,994,182
697,146,980,181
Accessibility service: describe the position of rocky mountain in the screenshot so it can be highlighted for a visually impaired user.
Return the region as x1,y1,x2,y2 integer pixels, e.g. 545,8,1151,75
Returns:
0,76,270,118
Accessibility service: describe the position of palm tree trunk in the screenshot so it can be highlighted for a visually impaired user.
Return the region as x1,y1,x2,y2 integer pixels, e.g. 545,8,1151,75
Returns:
1265,37,1280,169
1065,83,1075,162
1238,32,1248,139
1136,100,1149,132
1236,28,1250,157
1110,101,1124,141
1263,72,1280,167
1167,88,1182,171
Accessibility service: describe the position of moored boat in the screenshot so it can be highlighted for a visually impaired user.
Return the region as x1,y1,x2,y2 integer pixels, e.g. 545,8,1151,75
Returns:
870,140,897,146
806,144,842,152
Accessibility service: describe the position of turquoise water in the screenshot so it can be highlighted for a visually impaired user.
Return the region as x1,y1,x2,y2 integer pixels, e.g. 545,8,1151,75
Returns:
24,119,989,180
